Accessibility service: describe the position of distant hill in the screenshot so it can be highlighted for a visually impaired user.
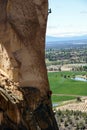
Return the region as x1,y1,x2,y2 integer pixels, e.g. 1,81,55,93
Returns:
46,35,87,43
46,35,87,49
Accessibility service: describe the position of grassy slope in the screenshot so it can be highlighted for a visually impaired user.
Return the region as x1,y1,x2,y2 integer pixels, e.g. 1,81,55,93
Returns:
52,95,76,102
48,71,87,102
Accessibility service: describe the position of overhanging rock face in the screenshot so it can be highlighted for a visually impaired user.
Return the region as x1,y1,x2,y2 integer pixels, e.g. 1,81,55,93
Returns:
0,0,49,95
0,0,59,129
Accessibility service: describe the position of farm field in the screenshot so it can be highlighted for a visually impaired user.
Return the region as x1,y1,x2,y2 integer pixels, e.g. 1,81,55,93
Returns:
48,71,87,103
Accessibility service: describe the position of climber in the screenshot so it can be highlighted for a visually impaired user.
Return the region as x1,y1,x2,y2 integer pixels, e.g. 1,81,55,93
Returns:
48,8,52,14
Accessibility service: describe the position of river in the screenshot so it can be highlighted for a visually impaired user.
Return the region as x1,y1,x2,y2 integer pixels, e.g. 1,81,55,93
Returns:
72,77,87,82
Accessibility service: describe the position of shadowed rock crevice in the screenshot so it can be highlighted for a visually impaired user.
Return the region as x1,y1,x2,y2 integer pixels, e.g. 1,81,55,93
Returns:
0,86,58,130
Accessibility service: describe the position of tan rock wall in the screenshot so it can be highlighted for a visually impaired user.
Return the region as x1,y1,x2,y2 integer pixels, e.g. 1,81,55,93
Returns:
0,1,59,130
0,0,49,96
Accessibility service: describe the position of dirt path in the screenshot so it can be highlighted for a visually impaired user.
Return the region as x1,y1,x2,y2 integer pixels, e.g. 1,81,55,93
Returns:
53,93,87,98
55,97,87,112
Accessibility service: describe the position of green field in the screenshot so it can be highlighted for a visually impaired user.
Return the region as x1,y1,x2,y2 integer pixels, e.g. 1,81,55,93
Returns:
48,71,87,102
52,95,76,103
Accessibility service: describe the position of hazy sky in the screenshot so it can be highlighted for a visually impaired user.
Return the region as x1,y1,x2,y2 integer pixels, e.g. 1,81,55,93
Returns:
46,0,87,37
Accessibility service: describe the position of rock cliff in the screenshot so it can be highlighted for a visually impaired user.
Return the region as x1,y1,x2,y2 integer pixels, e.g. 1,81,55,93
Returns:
0,0,59,129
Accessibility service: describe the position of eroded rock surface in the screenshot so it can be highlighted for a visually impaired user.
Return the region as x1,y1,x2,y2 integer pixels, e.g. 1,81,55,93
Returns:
0,0,59,129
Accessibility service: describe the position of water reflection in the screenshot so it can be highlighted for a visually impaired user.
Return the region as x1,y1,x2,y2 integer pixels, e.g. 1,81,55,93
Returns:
72,77,87,82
